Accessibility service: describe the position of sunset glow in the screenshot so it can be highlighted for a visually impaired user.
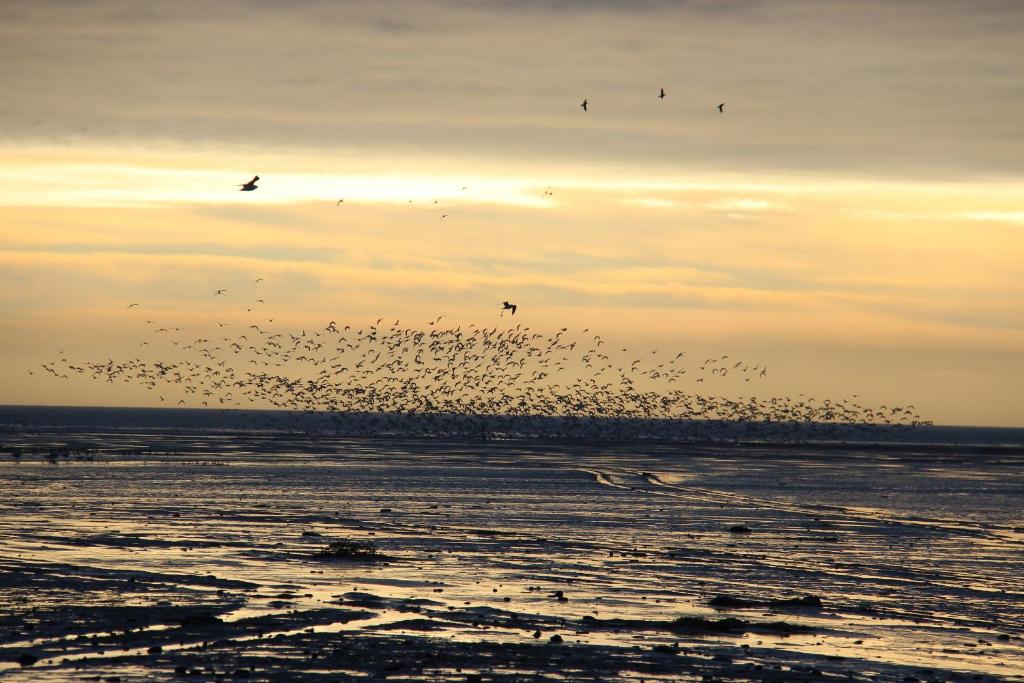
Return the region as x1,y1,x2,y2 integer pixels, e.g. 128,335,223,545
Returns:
2,1,1022,426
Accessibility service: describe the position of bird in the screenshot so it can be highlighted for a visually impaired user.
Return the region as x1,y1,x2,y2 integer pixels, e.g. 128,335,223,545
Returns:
501,301,517,316
659,88,666,99
253,278,263,285
238,175,259,191
580,99,588,112
716,103,725,113
213,289,227,296
126,303,139,309
336,199,344,206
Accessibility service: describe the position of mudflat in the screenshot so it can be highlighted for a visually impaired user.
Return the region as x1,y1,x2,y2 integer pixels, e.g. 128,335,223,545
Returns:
1,428,1022,681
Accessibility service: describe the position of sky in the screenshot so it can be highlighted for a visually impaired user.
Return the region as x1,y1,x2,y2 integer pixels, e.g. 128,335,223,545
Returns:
1,0,1022,426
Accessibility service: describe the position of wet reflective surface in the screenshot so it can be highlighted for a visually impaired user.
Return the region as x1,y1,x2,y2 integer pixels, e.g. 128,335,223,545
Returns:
1,429,1023,681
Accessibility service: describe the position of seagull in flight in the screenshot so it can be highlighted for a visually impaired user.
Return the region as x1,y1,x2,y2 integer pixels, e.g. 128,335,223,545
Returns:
213,289,228,296
580,99,588,112
659,88,666,99
501,301,517,316
717,103,725,113
336,199,344,206
126,303,139,309
238,175,260,191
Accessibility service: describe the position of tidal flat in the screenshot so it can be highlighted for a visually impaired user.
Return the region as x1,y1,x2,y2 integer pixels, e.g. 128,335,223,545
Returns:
1,425,1022,682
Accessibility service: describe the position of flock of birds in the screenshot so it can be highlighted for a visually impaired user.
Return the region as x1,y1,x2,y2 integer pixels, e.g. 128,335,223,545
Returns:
32,89,931,440
36,285,928,440
236,90,726,227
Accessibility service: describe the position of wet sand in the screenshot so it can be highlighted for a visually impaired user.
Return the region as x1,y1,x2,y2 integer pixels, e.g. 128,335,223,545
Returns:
1,431,1022,681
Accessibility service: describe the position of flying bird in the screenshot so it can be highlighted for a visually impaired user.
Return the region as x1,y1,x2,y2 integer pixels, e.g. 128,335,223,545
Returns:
580,99,588,112
126,303,139,309
501,301,517,316
238,175,260,191
336,199,344,206
717,103,725,113
213,289,227,296
659,88,666,99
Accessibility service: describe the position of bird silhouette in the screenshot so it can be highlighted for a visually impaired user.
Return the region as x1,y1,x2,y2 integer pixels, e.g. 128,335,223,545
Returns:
659,88,666,99
580,99,588,112
717,103,725,113
501,301,517,316
239,175,259,191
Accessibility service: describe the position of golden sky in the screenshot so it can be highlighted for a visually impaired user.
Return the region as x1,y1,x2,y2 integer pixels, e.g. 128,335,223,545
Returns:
1,1,1022,426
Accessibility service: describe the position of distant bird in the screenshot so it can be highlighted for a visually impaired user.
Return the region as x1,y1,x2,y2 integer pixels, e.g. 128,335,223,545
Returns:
239,175,259,191
213,289,227,296
253,278,263,285
336,199,344,206
580,99,588,112
717,103,725,113
441,214,449,220
659,88,666,99
126,303,139,309
501,301,517,316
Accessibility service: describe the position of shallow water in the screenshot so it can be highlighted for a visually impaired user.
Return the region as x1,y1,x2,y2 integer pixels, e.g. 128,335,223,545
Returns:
1,424,1023,681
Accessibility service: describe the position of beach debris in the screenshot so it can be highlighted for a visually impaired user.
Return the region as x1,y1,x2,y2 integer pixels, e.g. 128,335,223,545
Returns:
179,613,224,628
15,653,39,667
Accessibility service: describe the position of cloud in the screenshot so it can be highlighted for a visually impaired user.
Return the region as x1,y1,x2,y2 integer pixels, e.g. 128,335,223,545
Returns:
2,1,1024,177
961,211,1024,224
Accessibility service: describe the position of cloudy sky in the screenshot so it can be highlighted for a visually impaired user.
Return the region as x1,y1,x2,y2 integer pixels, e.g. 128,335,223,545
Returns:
1,0,1022,426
